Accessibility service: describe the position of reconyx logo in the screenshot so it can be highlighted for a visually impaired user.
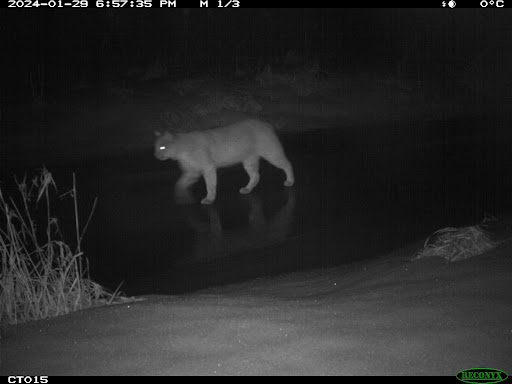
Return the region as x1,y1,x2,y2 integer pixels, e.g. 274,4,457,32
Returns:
456,368,508,384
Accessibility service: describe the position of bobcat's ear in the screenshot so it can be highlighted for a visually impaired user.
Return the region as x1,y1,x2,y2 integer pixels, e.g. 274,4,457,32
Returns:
154,130,162,137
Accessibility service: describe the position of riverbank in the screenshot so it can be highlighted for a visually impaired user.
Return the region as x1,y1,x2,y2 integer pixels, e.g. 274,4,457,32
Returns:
3,233,511,376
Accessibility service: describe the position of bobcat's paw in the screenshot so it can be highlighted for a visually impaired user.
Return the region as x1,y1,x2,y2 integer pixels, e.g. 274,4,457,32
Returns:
201,197,215,205
284,180,294,187
239,187,253,194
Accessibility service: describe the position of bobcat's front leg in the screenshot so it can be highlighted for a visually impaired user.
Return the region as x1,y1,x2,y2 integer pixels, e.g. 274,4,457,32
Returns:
201,168,217,205
175,171,200,204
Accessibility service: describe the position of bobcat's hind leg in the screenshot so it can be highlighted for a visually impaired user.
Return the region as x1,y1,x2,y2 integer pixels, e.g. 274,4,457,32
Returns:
201,168,217,205
263,153,294,187
240,157,260,194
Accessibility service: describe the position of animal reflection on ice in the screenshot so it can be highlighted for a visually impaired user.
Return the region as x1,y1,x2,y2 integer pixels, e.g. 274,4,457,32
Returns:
177,189,296,263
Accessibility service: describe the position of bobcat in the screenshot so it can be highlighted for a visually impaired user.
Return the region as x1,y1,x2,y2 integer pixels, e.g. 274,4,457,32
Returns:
154,119,294,204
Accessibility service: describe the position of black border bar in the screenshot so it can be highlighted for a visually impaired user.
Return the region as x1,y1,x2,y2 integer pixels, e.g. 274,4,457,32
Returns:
1,0,507,8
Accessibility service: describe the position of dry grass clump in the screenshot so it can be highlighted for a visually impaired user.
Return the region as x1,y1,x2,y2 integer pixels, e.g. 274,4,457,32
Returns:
412,222,498,263
0,168,123,326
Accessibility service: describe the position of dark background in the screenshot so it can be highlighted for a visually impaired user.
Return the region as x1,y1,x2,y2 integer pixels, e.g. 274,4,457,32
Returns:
3,9,510,104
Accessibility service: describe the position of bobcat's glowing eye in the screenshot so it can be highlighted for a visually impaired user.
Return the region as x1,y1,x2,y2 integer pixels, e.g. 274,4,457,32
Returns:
159,146,166,150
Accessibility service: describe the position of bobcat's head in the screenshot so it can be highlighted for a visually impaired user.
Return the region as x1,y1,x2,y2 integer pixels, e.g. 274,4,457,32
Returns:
154,131,177,161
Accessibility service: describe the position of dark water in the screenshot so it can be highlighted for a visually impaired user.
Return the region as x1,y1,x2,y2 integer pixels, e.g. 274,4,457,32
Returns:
4,117,512,295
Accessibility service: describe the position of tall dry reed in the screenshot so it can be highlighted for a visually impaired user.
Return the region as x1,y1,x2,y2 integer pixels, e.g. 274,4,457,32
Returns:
0,168,119,325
